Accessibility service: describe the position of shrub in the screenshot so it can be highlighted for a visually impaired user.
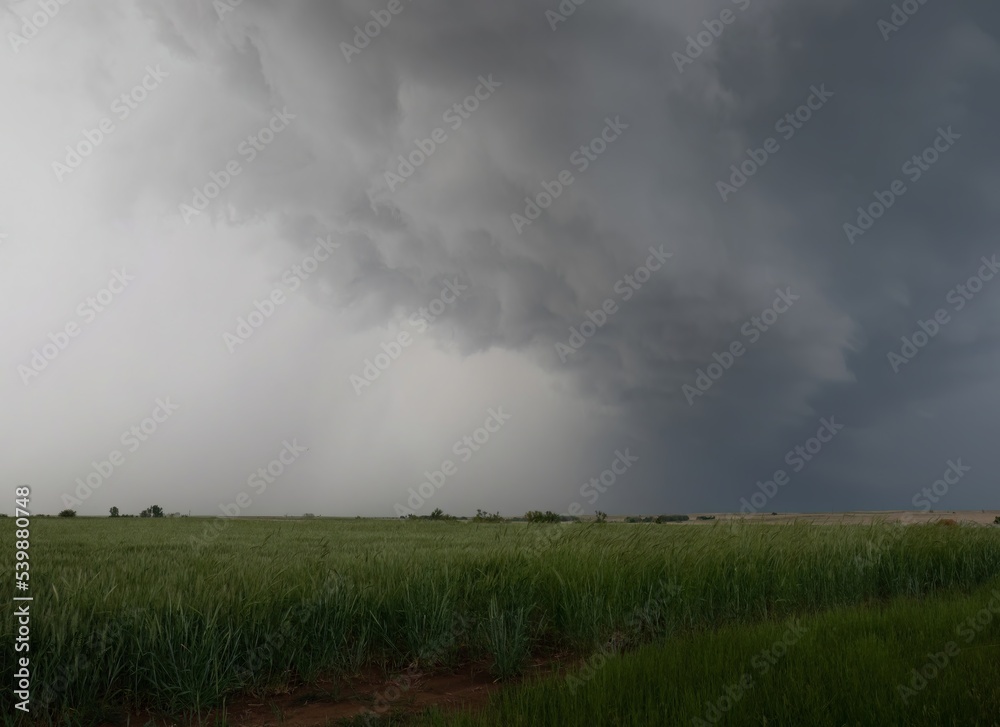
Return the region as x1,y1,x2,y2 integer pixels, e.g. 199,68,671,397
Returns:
524,510,561,523
696,515,716,521
655,514,689,523
595,511,608,524
994,516,1000,525
405,508,456,521
58,509,77,518
473,509,505,523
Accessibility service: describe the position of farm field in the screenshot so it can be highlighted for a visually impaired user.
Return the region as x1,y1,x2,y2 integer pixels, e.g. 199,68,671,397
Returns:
2,517,999,725
672,510,1000,526
421,581,1000,726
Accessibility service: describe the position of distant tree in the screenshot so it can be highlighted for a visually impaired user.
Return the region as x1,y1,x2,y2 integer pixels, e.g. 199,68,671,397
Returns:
525,510,561,523
58,509,77,518
150,505,164,518
655,514,689,523
595,511,608,523
473,509,504,523
109,507,120,518
139,508,150,518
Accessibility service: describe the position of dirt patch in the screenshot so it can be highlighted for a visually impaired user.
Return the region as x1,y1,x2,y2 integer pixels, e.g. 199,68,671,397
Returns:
99,657,569,727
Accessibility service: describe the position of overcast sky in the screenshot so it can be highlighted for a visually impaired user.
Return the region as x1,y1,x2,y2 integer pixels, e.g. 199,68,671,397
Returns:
2,0,999,517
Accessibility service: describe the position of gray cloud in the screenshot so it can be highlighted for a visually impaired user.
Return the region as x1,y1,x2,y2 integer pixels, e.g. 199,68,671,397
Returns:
4,0,1000,516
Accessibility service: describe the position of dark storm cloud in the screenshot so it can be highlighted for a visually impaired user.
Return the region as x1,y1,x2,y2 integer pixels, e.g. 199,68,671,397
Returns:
116,0,1000,511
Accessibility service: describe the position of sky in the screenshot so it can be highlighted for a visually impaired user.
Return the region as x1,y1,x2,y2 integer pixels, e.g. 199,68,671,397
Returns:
2,0,999,518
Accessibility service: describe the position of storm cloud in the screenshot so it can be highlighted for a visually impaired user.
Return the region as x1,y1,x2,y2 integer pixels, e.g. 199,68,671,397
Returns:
3,0,999,517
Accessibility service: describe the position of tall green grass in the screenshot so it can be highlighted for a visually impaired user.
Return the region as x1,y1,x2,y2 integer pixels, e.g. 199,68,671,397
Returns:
1,518,998,723
418,580,1000,726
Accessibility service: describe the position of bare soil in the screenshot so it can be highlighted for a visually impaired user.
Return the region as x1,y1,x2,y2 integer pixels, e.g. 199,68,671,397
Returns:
101,657,570,727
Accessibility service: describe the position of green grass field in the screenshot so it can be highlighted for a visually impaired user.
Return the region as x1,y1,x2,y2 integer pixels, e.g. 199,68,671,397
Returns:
2,517,999,725
418,582,1000,726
